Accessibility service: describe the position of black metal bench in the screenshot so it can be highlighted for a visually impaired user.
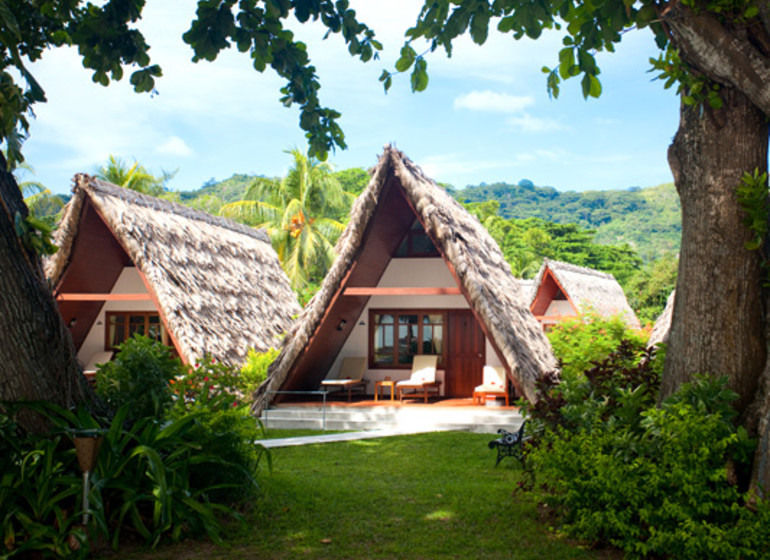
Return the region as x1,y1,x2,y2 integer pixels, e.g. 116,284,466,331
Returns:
488,421,528,466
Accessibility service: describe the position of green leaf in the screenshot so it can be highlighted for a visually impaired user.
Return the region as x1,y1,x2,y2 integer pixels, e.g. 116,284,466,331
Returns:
395,44,416,72
410,58,429,92
469,9,490,45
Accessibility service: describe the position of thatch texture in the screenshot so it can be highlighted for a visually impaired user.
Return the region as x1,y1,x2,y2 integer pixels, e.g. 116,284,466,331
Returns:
254,146,556,412
46,175,299,366
648,290,675,347
530,258,640,329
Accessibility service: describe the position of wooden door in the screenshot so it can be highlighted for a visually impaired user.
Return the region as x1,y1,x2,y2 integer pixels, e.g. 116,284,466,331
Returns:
446,310,485,397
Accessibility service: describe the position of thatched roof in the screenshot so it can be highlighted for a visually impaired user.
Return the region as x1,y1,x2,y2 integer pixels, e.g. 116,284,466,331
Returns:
46,175,299,366
531,258,640,329
253,146,556,411
648,290,675,347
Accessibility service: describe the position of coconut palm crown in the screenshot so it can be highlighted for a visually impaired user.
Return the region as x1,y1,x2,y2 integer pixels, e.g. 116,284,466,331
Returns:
220,148,352,290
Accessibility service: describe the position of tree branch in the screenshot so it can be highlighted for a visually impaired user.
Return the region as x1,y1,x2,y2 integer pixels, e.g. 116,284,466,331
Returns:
664,4,770,117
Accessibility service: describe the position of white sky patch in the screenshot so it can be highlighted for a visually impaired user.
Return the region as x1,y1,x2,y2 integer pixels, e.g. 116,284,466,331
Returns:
507,112,566,132
157,136,193,157
453,90,534,113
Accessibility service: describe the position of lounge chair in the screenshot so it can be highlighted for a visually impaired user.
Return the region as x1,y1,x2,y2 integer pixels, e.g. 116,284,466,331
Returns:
82,350,114,384
396,355,441,403
320,357,368,402
473,365,509,406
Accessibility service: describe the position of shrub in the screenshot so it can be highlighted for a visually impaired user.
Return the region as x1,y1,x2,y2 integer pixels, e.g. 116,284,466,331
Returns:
239,348,279,400
523,341,660,437
95,335,184,421
89,404,247,549
0,431,86,558
546,312,647,380
170,354,241,412
169,356,265,504
525,373,769,559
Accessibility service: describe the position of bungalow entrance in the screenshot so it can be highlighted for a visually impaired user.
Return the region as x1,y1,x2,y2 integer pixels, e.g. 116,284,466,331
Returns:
446,310,485,397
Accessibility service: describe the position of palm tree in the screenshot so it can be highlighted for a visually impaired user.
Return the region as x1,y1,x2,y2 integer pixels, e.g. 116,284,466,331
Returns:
8,156,64,219
220,148,353,290
95,155,175,196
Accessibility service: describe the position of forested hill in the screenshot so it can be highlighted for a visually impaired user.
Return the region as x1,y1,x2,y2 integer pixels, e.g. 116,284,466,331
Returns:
177,172,681,263
449,181,681,261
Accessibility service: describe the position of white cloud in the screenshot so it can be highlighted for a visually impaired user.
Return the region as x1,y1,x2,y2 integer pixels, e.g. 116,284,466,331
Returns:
156,136,193,157
507,112,565,132
453,90,534,113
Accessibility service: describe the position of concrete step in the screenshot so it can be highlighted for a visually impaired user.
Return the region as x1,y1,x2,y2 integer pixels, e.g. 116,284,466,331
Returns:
259,405,523,434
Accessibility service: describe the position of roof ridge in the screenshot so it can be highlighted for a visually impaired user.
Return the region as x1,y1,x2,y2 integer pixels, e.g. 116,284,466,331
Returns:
78,175,270,244
545,258,616,280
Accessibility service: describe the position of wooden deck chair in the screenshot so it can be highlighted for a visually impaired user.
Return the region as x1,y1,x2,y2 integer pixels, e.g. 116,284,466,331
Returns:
82,350,114,385
473,366,509,406
320,357,368,402
396,355,441,403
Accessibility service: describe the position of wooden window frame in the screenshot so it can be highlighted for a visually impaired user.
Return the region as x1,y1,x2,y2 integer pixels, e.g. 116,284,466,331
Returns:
104,311,166,351
368,309,447,369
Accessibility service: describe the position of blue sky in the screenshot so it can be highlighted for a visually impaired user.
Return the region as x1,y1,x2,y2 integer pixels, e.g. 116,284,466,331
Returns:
23,1,679,196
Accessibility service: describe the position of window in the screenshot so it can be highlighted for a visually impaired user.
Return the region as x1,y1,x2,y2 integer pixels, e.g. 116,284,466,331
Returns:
394,221,439,257
369,309,445,368
105,312,168,350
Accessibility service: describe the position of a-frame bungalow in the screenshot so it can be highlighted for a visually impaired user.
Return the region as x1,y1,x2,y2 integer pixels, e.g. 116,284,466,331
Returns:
254,146,556,411
529,258,640,330
45,175,299,371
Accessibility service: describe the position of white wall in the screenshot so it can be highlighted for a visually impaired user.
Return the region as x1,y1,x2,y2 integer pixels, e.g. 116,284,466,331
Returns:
543,300,576,321
329,258,501,395
77,267,158,366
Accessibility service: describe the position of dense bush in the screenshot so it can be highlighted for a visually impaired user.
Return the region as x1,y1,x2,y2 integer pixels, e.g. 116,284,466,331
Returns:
545,312,648,381
170,354,264,504
1,337,267,557
95,335,184,421
524,340,769,559
240,347,279,398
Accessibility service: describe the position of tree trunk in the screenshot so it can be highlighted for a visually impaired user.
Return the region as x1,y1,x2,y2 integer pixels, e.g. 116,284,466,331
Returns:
0,155,90,432
662,88,767,418
748,314,770,500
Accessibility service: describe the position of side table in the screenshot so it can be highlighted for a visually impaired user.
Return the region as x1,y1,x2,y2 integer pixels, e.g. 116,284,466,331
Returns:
375,379,395,401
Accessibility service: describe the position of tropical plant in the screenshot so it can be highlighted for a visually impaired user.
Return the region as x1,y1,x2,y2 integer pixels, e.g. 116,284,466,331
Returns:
95,335,185,422
240,348,280,399
95,155,175,197
220,148,353,289
545,312,648,381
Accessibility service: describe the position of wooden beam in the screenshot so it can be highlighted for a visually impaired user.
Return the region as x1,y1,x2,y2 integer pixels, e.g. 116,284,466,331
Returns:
56,293,153,301
343,287,462,296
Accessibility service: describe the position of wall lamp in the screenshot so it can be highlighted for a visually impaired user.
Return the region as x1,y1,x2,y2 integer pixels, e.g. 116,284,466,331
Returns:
336,319,347,331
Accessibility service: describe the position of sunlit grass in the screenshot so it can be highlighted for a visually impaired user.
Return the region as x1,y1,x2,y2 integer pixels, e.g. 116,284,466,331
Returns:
108,432,621,560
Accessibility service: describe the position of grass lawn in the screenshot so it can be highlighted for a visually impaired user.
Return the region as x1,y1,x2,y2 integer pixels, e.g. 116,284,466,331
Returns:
107,431,621,560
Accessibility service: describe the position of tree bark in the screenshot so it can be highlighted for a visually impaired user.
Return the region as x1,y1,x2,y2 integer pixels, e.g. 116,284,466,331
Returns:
0,154,90,432
662,88,768,417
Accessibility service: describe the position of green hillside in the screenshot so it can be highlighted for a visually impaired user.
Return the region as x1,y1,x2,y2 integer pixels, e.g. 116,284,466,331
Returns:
450,181,681,262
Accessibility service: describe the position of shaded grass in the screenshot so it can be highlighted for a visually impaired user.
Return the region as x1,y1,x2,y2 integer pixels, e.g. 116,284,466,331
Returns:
107,432,621,560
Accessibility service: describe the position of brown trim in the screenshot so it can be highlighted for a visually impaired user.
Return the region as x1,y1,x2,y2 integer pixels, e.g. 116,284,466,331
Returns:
530,267,579,324
57,293,152,301
344,287,461,296
368,308,447,369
